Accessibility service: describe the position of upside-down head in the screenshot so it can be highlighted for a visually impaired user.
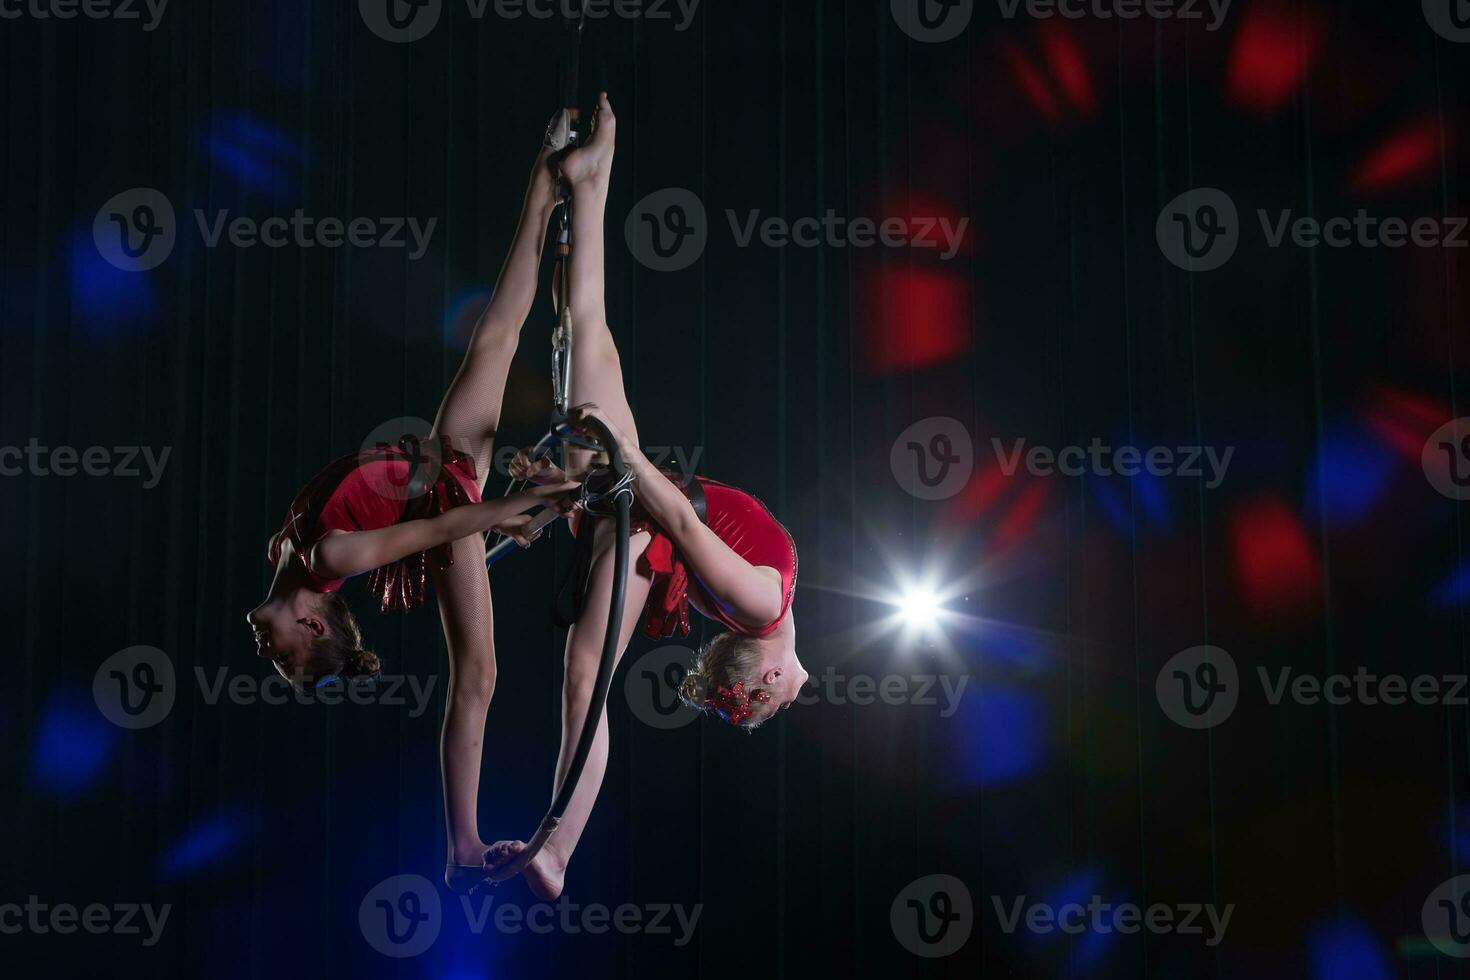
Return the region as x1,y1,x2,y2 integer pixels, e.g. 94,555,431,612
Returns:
246,589,381,688
677,617,807,729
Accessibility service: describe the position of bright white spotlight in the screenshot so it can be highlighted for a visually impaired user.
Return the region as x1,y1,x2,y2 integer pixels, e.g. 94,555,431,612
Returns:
898,586,943,627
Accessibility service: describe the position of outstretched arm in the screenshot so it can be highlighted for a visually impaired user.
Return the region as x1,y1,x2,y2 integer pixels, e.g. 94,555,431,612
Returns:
310,483,576,580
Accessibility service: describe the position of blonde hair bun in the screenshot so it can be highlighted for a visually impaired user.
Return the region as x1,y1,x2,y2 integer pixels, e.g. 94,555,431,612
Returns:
678,668,710,708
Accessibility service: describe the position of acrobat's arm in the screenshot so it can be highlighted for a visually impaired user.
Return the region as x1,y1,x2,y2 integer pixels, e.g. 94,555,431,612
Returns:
309,483,577,580
566,404,784,629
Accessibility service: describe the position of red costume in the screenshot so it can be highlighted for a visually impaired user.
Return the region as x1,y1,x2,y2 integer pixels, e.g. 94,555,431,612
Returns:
268,436,481,613
634,475,798,641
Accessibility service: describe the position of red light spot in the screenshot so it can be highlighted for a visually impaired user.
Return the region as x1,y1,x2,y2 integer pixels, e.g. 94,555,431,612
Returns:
1365,386,1451,460
993,478,1051,553
1226,5,1323,116
1229,498,1320,615
1349,120,1441,194
863,266,972,375
1005,42,1063,126
1039,23,1096,117
943,460,1011,526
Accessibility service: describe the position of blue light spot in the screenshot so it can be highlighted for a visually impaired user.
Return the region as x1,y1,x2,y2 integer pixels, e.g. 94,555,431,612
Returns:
1087,474,1131,535
966,620,1051,672
68,231,158,337
1306,423,1394,525
30,688,116,795
1039,869,1105,917
201,111,307,194
949,687,1046,787
1306,916,1390,980
157,812,248,880
1132,469,1172,530
1432,562,1470,608
1068,921,1115,972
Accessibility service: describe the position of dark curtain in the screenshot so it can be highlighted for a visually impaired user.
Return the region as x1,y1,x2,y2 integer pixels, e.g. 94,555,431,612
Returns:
4,0,1470,977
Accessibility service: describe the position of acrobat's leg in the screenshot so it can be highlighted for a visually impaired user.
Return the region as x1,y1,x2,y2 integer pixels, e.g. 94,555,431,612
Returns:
432,130,558,868
487,521,654,899
559,93,641,477
430,532,498,869
433,135,560,488
543,522,654,883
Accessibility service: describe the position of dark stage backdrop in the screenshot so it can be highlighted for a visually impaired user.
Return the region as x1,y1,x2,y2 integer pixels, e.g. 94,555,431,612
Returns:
4,0,1470,977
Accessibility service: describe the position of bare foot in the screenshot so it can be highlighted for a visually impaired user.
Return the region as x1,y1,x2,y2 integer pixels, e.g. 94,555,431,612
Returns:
557,92,615,188
485,840,566,900
449,839,490,868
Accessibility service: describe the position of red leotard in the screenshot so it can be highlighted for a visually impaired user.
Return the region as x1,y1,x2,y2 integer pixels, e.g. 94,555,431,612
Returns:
268,436,482,613
635,475,798,641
